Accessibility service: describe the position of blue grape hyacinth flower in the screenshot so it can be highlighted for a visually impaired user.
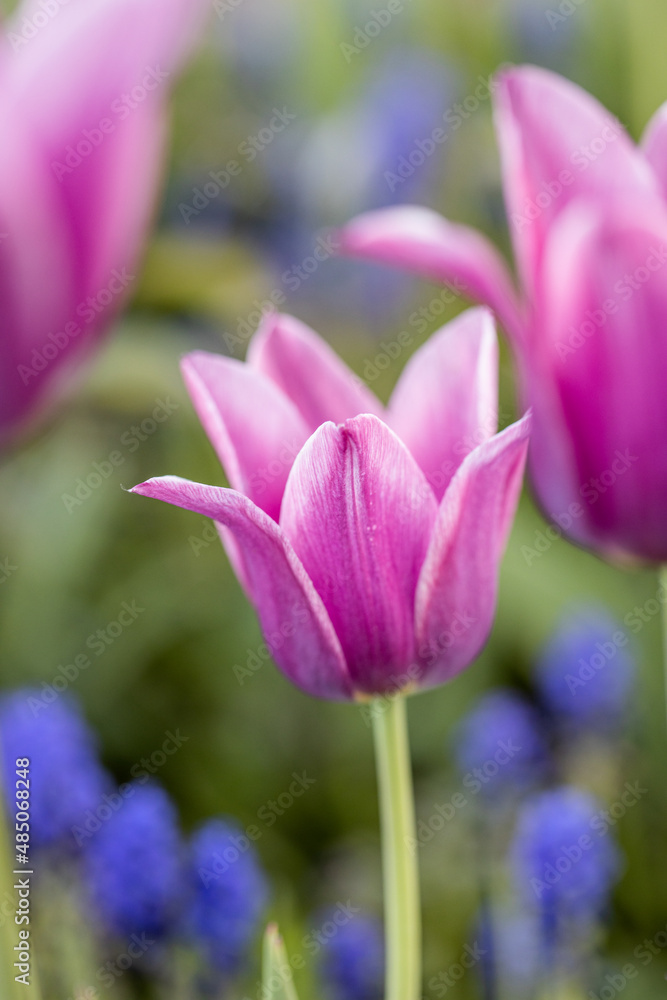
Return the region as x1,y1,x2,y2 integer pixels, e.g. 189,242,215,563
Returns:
536,607,635,730
85,781,183,939
184,817,268,977
454,689,549,798
318,911,384,1000
511,786,622,929
0,689,110,849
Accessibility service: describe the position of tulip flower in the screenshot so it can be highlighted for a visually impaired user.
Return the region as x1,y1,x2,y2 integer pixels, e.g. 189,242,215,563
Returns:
340,65,667,564
130,307,529,1000
0,0,206,448
130,308,529,701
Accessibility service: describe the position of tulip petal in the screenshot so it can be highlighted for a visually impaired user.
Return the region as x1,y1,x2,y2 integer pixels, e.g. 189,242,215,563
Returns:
247,312,384,431
536,199,667,562
642,100,667,201
415,413,530,687
129,477,352,700
339,206,524,342
181,352,310,522
388,308,499,500
0,101,74,443
280,414,437,694
8,0,207,297
0,0,207,445
495,66,660,298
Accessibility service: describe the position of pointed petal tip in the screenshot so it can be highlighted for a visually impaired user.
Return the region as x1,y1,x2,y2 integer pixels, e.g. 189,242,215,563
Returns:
248,313,383,429
246,308,289,361
414,410,531,690
339,206,524,342
484,408,532,455
281,410,437,692
180,349,238,375
339,205,447,251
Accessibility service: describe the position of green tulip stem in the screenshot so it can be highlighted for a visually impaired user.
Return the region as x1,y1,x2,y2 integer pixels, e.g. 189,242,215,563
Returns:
371,693,421,1000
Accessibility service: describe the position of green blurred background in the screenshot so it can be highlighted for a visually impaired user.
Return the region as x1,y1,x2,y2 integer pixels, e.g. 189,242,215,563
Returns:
2,0,667,996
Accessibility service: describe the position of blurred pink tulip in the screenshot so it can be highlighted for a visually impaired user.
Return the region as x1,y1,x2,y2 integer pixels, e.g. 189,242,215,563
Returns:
340,65,667,564
0,0,207,447
131,310,530,700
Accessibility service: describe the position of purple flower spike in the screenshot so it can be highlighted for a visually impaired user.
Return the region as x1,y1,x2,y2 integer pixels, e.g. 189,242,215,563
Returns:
0,689,109,849
85,782,183,939
455,689,548,797
184,817,268,976
511,786,622,927
536,606,635,729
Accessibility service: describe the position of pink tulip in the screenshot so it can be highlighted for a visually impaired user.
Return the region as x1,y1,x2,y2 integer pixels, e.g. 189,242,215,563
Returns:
131,309,530,699
340,65,667,564
0,0,207,447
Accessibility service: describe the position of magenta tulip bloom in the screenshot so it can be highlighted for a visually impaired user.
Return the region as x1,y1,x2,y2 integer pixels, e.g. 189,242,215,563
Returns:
0,0,206,447
131,309,530,700
340,66,667,563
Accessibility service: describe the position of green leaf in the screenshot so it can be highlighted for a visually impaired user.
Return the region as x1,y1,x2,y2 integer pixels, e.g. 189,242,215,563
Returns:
262,923,300,1000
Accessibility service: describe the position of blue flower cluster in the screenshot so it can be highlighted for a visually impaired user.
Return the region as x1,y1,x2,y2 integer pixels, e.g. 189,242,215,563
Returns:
454,606,633,995
186,818,269,975
454,689,548,797
511,786,622,924
536,605,635,729
318,911,384,1000
455,606,636,802
85,782,183,938
0,690,110,848
0,689,268,983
